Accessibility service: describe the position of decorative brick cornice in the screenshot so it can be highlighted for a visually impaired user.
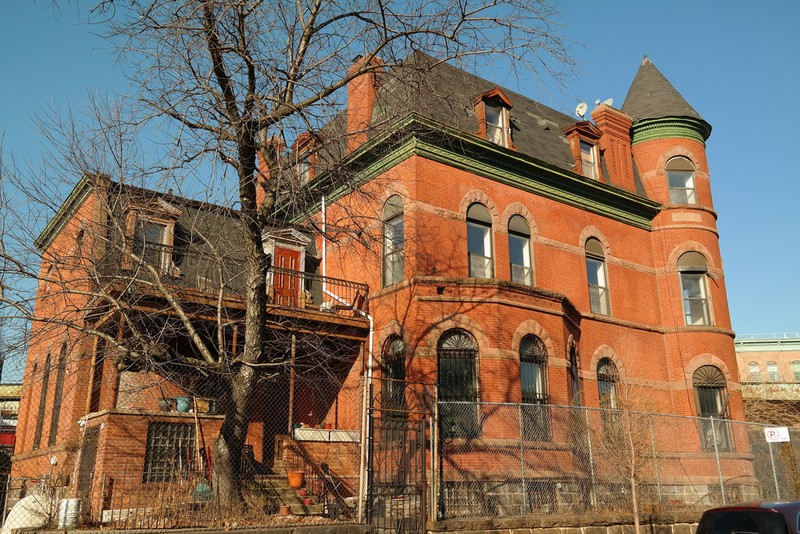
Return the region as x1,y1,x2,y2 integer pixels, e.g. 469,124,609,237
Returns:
293,114,661,230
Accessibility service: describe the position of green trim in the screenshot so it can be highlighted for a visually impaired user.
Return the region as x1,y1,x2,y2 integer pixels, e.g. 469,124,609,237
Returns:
291,114,660,230
631,117,712,145
35,175,96,250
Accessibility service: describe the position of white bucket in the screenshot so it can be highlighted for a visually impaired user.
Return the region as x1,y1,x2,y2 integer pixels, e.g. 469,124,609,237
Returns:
57,498,81,530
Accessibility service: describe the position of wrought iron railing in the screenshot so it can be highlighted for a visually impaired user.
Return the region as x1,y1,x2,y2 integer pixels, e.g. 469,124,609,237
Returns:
268,266,368,317
101,244,368,316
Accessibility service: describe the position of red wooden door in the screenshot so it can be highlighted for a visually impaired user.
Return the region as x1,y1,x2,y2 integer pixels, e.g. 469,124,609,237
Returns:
273,247,301,307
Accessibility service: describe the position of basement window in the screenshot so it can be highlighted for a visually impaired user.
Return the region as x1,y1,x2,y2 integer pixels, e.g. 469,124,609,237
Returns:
143,422,196,483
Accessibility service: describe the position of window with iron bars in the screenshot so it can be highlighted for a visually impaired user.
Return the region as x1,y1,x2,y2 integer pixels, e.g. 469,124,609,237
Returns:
438,329,479,439
143,422,196,483
520,335,549,441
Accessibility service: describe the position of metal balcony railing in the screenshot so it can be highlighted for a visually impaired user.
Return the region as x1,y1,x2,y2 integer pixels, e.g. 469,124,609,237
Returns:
268,266,368,317
103,244,368,317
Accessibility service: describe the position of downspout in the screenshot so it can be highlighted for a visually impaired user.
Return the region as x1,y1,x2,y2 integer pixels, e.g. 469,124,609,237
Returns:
321,196,327,296
320,195,375,520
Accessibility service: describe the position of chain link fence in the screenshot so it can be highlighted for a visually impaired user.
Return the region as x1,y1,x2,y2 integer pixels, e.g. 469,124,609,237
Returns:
436,401,800,520
2,367,364,531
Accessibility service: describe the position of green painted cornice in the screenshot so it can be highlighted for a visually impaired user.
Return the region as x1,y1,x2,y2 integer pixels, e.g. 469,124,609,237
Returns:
35,175,96,250
631,117,712,146
293,114,660,230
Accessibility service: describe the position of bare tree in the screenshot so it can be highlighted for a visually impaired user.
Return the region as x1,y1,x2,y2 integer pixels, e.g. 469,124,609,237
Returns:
3,0,571,509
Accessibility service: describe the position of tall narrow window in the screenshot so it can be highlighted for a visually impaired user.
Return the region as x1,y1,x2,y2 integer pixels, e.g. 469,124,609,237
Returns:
585,238,610,315
382,195,404,287
693,365,732,452
667,156,696,204
33,353,51,450
678,252,711,326
569,345,581,405
520,335,549,440
382,335,406,414
793,361,800,382
597,358,619,411
580,141,598,180
508,215,532,285
438,329,479,438
485,103,508,147
48,345,67,446
767,361,780,382
747,362,761,383
467,203,493,278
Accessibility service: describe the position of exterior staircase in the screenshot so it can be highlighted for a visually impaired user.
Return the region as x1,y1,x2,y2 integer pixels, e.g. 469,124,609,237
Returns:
256,456,323,516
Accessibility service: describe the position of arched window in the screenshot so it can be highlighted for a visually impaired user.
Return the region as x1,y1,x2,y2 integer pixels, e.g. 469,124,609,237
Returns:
508,215,532,285
793,361,800,382
520,335,549,440
747,361,761,383
667,156,696,204
585,238,609,315
767,361,780,383
678,252,711,326
382,335,406,413
438,329,479,438
597,358,619,411
382,196,404,287
693,365,732,452
467,203,493,278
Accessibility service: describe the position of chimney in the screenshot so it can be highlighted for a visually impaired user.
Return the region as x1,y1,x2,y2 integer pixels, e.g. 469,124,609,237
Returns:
347,55,383,153
590,104,636,192
255,134,285,208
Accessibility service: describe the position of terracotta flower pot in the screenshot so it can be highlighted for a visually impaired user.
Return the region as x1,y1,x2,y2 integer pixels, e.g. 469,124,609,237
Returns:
279,504,291,516
303,497,313,506
298,488,307,496
287,471,305,489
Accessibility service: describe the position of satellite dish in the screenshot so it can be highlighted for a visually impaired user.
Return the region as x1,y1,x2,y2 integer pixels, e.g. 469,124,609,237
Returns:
575,102,588,118
602,98,614,107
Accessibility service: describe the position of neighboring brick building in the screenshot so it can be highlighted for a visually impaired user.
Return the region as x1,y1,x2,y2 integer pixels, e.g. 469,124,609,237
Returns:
735,334,800,425
13,54,746,518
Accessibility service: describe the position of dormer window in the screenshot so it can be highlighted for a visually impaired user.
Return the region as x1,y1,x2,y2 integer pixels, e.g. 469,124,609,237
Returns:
291,132,318,185
563,121,602,181
485,103,508,146
135,218,173,275
124,198,182,276
580,141,598,180
475,88,514,149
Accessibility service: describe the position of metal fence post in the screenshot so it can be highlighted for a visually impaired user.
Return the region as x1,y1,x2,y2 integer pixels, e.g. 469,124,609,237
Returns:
710,417,725,505
584,408,597,510
519,404,526,512
648,413,661,504
767,439,781,500
429,389,437,524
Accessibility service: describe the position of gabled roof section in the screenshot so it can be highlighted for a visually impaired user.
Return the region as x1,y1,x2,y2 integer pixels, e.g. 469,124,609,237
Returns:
35,175,96,250
621,56,705,124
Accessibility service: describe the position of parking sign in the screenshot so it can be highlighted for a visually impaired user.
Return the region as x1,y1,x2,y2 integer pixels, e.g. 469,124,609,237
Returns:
765,427,790,443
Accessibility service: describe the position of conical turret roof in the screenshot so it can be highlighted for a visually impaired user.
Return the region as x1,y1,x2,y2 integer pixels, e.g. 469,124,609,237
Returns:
621,56,705,124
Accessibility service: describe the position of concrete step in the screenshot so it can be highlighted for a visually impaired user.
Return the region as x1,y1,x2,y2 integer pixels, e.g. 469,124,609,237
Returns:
289,502,323,515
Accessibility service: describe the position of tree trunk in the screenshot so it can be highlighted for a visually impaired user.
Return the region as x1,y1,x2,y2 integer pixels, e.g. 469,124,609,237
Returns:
212,365,256,509
211,135,269,509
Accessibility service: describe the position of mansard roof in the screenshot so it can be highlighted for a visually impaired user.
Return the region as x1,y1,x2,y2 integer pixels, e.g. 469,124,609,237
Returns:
372,52,578,172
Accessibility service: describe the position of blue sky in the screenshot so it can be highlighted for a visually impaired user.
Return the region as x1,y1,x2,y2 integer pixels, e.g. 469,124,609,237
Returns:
0,1,798,354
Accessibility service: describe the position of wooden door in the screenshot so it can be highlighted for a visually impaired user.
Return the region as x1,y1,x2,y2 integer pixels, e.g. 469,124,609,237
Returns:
273,247,301,307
